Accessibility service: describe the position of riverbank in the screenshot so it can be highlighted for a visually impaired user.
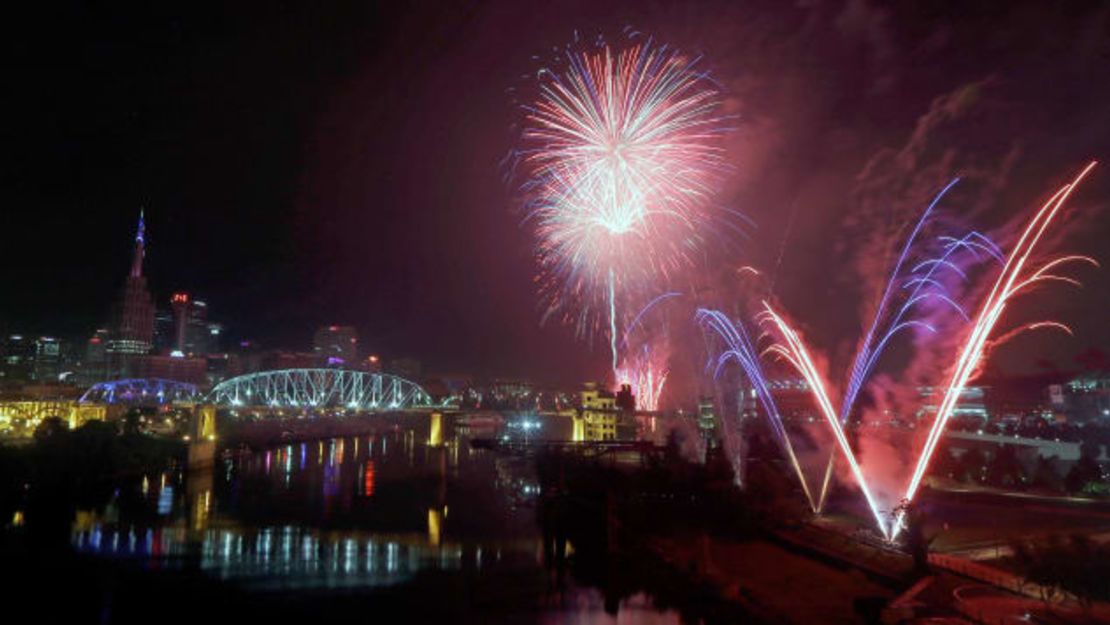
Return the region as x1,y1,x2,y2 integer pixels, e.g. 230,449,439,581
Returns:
651,535,896,624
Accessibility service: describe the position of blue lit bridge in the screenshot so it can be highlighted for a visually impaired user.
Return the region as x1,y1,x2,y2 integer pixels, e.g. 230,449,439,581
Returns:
79,378,201,405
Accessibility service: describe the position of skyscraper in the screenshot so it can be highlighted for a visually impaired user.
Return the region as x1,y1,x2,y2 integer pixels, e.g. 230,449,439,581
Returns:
0,335,35,383
106,211,155,376
79,328,110,385
171,292,190,355
168,293,222,357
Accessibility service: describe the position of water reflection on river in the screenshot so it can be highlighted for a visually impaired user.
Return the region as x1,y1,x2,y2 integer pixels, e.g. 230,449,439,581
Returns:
70,425,683,623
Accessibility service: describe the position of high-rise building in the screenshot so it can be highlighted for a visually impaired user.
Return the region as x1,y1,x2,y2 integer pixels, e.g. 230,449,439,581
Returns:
106,211,155,375
79,329,110,385
32,337,62,382
153,309,175,354
0,335,35,383
616,383,636,412
171,292,190,355
188,300,223,355
1053,374,1110,423
313,325,358,366
162,293,223,357
698,395,718,447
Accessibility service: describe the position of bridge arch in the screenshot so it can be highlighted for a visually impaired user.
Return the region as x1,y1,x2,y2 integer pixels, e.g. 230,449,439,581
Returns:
207,369,433,411
79,378,201,405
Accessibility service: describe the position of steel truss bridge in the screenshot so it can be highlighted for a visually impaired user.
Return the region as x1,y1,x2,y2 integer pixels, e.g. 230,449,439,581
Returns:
207,369,435,411
79,378,201,405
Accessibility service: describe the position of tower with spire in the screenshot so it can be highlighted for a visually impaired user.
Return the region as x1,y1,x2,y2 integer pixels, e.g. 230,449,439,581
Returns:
106,210,155,375
130,208,145,278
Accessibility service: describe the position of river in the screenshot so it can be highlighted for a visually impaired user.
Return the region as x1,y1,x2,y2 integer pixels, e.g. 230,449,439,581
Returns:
66,422,688,623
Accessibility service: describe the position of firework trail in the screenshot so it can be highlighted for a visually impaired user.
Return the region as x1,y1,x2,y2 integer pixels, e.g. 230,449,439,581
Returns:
516,38,730,377
893,161,1098,537
697,308,817,511
816,180,1004,511
615,291,681,410
622,291,681,347
616,343,670,411
760,302,890,538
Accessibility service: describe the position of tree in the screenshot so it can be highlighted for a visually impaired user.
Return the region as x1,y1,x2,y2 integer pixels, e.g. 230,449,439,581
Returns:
955,448,987,483
1030,455,1063,493
1065,455,1102,494
123,408,143,436
931,446,961,481
32,416,68,444
1010,534,1110,610
985,445,1025,488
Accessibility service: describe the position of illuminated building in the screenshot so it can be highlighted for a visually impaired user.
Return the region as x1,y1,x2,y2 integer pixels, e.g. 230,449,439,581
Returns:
1050,373,1110,423
153,308,175,354
32,336,63,382
0,335,70,384
188,300,223,355
0,399,106,437
314,325,358,366
574,383,619,441
698,396,717,443
166,293,223,357
79,329,110,384
171,292,190,353
917,386,989,423
1,334,34,382
106,211,155,375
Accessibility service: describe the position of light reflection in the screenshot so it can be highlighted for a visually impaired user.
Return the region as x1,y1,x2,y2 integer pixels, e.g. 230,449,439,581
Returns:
157,485,173,515
362,461,376,497
427,507,443,547
68,424,542,593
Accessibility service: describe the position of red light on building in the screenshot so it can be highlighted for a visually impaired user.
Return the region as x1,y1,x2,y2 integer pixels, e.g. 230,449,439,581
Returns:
171,293,189,303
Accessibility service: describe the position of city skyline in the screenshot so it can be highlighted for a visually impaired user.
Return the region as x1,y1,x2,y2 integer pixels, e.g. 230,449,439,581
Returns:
4,4,1110,622
4,1,1110,385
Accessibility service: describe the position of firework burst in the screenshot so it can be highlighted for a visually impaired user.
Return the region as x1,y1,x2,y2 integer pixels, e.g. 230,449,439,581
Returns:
515,36,731,370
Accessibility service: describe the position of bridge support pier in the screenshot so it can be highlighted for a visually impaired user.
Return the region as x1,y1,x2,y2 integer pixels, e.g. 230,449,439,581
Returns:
428,411,444,447
187,405,218,470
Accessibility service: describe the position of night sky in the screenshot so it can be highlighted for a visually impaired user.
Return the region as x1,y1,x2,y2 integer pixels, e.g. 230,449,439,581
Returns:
3,1,1109,384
